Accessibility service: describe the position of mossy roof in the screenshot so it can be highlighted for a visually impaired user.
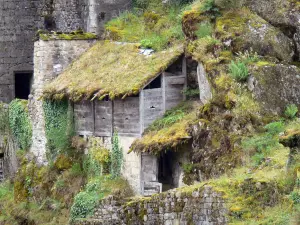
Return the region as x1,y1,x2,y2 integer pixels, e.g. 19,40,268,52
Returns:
130,101,199,154
44,41,183,101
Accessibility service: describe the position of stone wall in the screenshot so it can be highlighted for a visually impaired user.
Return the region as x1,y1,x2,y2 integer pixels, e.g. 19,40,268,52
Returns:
75,185,228,225
29,39,95,163
0,0,131,103
119,136,141,194
0,0,44,102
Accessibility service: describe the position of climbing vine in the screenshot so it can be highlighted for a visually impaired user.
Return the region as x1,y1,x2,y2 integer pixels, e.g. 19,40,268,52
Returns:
8,99,32,150
0,103,9,133
43,99,74,161
111,131,123,178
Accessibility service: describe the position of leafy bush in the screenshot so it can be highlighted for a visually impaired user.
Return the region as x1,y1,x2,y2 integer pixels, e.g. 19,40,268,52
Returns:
70,189,101,221
111,132,123,178
9,99,32,150
290,191,300,204
284,104,298,119
229,60,249,82
195,22,213,39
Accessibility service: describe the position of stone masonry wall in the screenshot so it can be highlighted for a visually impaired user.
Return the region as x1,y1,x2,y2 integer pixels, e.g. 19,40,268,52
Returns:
75,185,228,225
0,0,44,102
0,0,131,103
29,39,95,163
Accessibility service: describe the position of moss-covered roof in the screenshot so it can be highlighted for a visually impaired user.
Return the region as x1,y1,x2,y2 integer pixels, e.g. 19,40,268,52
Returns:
130,101,199,154
43,41,183,101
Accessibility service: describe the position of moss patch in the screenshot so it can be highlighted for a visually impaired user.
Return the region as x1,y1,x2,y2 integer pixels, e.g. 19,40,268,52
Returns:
131,101,199,154
37,30,97,41
44,41,183,101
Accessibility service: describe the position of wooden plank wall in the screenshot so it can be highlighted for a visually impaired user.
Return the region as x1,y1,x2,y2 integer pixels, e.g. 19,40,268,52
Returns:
141,88,164,130
74,97,140,137
74,100,94,135
163,73,185,110
94,100,113,136
114,97,140,136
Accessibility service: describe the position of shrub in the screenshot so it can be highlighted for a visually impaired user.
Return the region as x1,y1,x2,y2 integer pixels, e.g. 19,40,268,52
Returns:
284,104,298,119
290,191,300,204
70,190,100,221
9,99,32,150
229,60,249,82
195,22,213,39
111,132,123,178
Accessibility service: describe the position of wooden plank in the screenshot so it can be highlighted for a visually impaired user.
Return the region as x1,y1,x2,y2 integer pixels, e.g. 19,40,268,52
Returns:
74,100,94,134
94,100,113,137
113,97,140,135
142,88,164,130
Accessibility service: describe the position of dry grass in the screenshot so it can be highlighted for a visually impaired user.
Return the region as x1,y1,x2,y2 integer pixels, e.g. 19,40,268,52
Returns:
44,41,183,101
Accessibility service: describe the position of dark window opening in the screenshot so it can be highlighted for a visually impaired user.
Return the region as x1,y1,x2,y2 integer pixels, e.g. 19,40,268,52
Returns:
44,15,56,31
144,75,161,89
0,153,4,158
158,151,175,192
15,72,33,100
165,57,182,75
99,12,106,20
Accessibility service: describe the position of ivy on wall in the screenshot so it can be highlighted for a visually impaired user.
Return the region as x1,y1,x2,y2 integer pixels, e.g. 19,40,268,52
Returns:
43,99,74,161
111,131,123,178
0,103,9,133
8,99,32,150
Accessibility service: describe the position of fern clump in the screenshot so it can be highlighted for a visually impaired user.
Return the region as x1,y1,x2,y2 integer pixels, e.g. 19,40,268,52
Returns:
229,60,249,82
284,104,298,119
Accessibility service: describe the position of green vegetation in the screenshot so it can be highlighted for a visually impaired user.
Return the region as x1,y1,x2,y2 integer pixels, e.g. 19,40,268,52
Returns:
229,60,249,82
111,131,123,178
243,121,285,165
131,101,199,154
43,99,74,161
37,30,97,41
284,104,298,119
105,0,185,51
8,99,32,150
43,41,183,101
70,176,132,221
195,22,213,38
0,103,9,133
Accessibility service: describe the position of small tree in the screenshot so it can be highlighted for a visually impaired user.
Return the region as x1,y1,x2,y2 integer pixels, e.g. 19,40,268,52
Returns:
111,131,123,178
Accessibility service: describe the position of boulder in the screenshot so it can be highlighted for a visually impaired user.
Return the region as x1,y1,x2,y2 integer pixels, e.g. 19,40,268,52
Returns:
215,9,295,62
248,63,300,113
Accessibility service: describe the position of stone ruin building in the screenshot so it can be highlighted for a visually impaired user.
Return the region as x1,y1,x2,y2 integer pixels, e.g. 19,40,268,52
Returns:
0,0,131,103
0,0,199,195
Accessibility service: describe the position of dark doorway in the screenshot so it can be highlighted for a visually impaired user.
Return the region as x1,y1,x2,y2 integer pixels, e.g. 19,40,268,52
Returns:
158,151,174,192
15,72,33,99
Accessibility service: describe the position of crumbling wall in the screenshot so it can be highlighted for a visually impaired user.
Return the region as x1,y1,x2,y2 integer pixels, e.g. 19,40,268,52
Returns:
29,39,95,163
75,185,228,225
